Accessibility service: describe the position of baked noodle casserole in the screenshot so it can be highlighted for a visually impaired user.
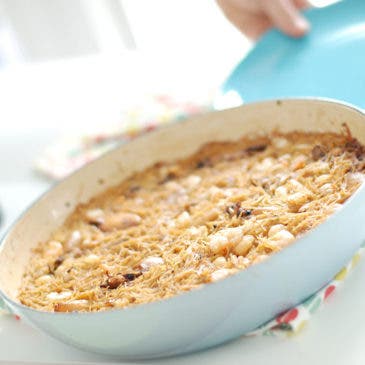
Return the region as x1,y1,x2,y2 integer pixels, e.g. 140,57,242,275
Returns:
19,128,365,312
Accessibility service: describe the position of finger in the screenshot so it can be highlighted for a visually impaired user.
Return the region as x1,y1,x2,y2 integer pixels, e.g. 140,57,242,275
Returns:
264,0,310,37
216,0,271,39
236,13,272,39
293,0,312,9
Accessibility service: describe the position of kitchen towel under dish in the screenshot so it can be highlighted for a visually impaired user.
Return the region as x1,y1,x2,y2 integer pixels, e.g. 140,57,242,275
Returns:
7,94,361,337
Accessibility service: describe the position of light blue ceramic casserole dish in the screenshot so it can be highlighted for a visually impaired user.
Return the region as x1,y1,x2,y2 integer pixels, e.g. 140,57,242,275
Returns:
0,98,364,359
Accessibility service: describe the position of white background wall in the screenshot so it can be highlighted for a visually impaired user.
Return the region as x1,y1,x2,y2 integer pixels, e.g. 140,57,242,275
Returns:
0,0,341,135
0,0,247,65
0,0,340,67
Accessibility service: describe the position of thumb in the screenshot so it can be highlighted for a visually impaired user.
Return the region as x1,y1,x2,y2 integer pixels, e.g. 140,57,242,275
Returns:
264,0,310,37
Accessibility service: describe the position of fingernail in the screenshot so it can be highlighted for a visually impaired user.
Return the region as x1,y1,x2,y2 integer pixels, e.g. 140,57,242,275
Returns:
295,17,310,32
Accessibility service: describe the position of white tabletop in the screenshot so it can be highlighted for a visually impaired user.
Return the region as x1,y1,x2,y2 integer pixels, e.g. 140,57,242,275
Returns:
1,52,364,365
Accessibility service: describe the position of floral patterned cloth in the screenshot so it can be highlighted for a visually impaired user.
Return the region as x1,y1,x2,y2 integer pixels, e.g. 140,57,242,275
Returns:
2,94,359,336
35,95,213,180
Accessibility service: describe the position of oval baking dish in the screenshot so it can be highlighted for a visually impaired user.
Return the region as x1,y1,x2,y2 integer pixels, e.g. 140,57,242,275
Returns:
1,98,365,360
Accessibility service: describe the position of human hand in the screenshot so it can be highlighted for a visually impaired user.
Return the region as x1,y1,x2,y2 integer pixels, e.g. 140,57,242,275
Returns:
216,0,311,39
